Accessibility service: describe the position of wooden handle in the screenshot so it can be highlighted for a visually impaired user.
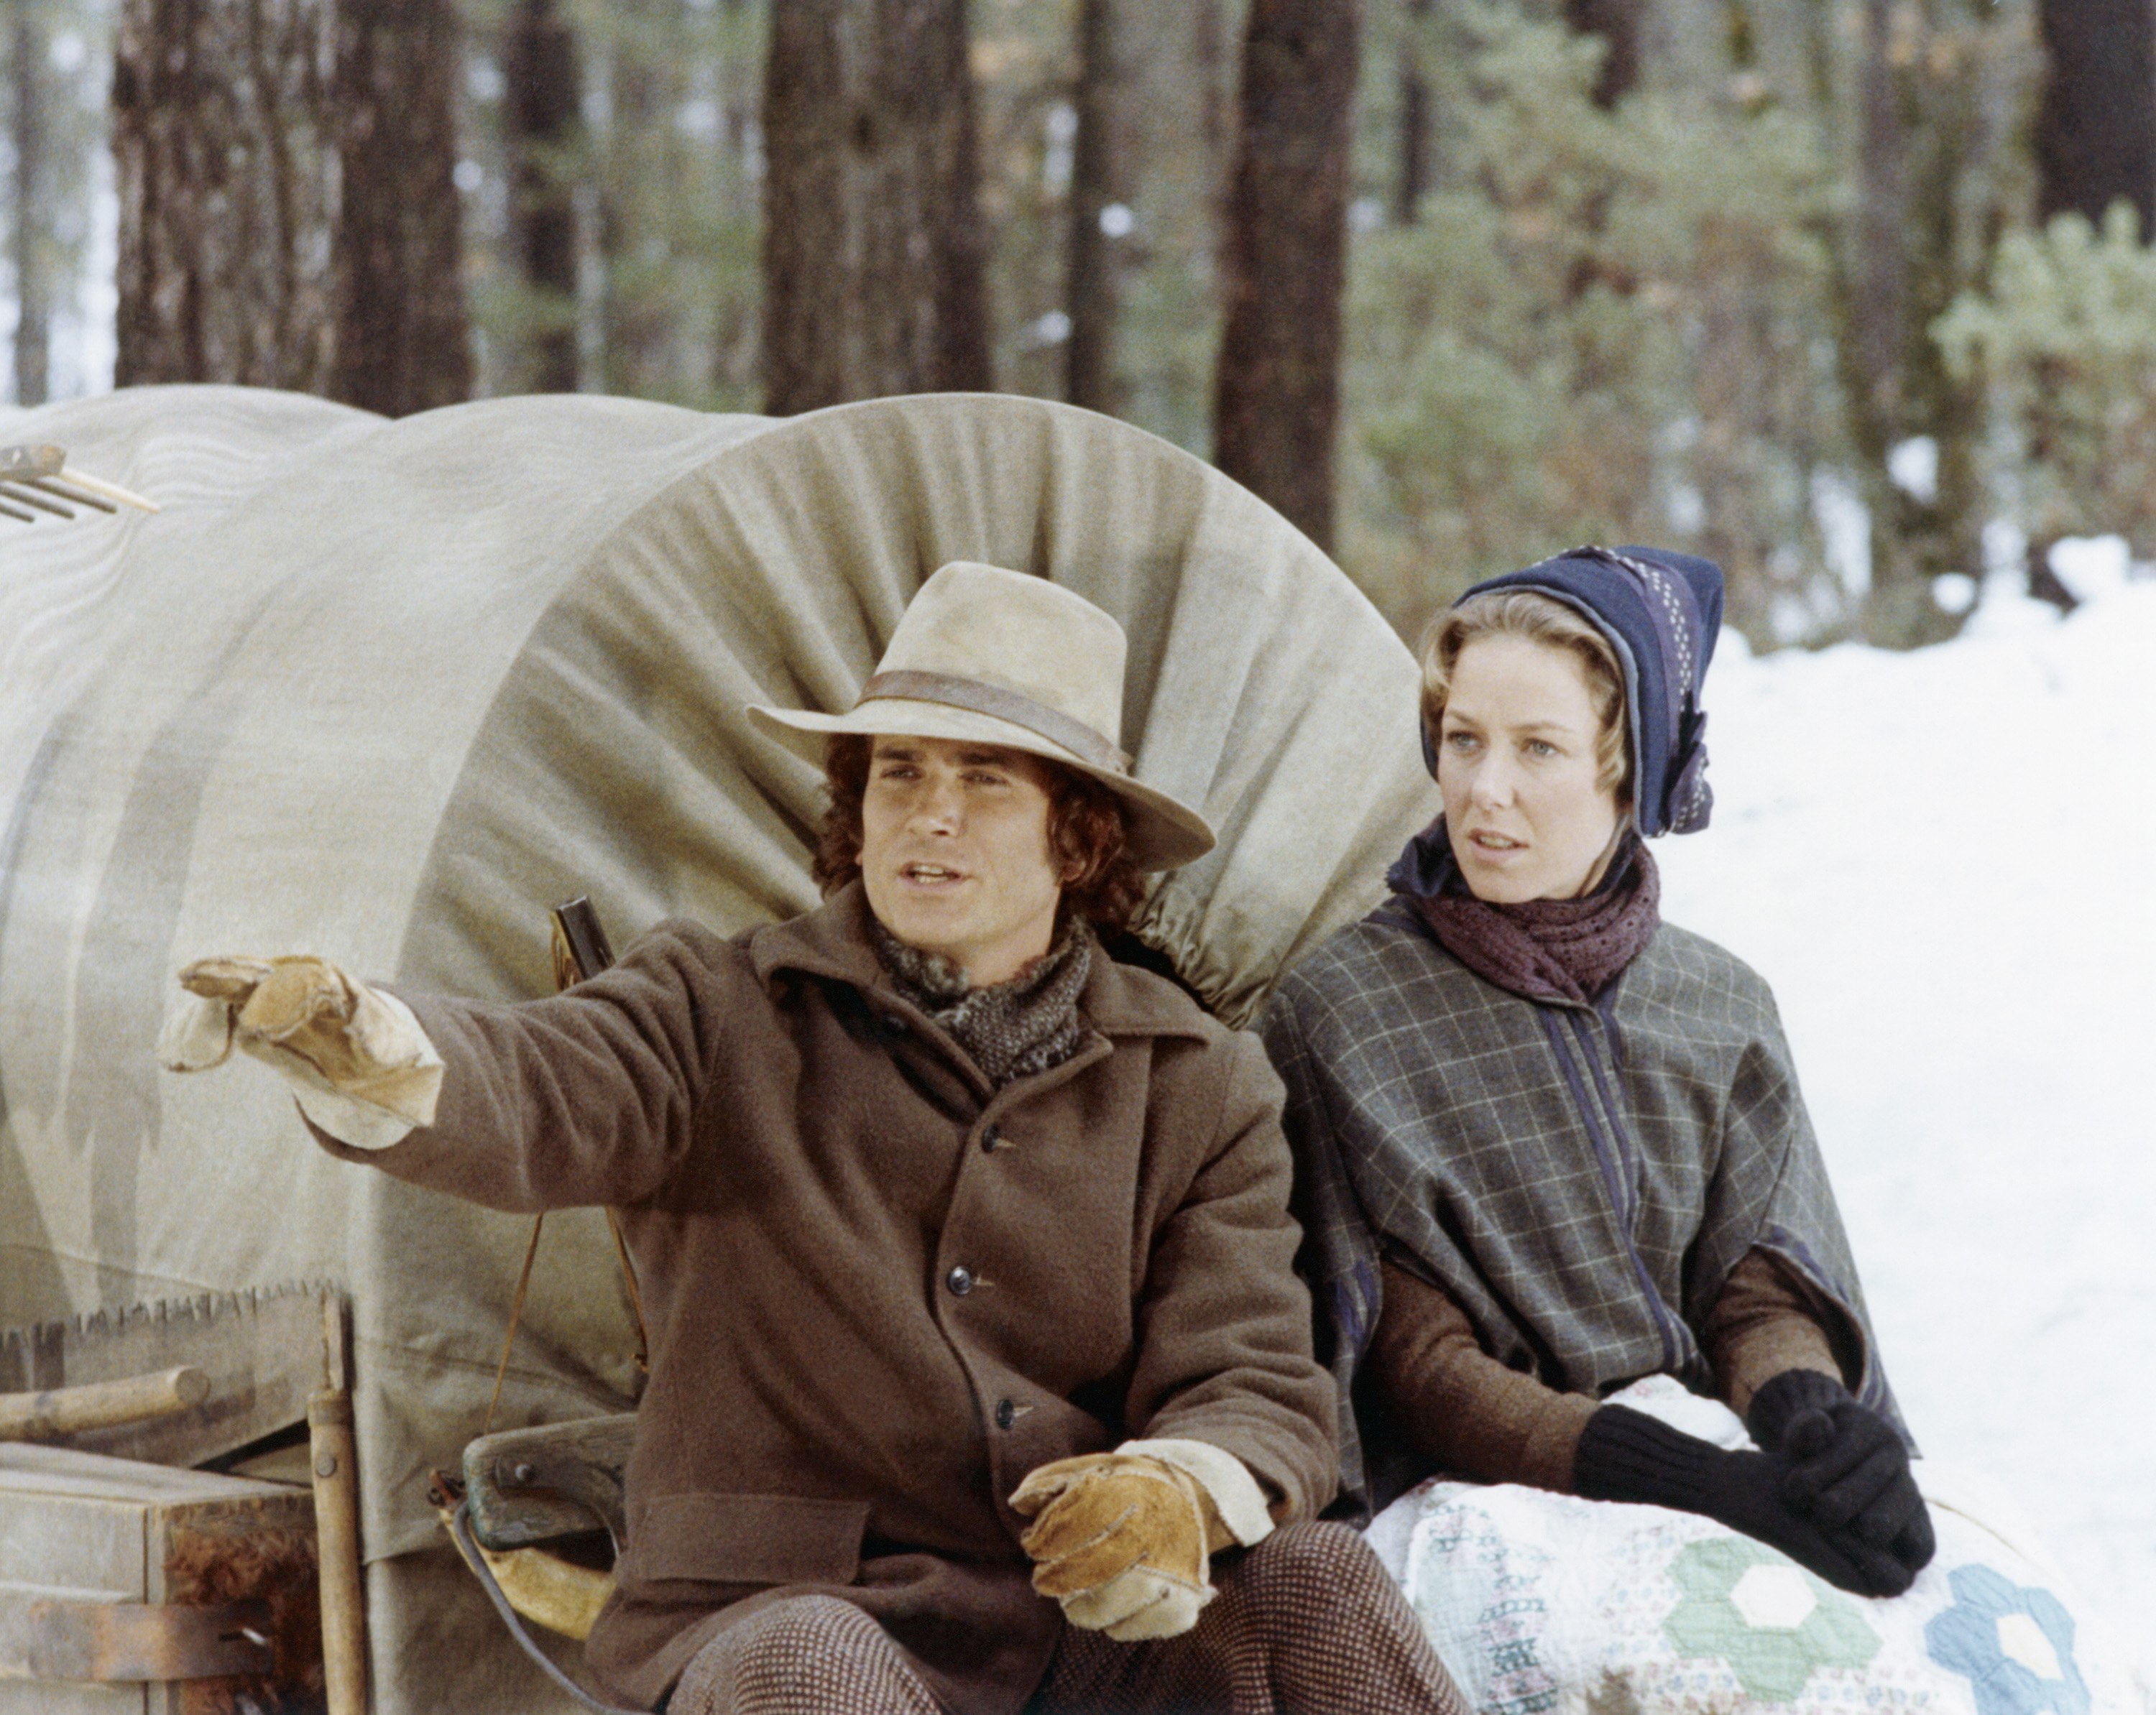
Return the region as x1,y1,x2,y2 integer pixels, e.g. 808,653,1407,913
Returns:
0,1366,209,1441
310,1389,369,1715
55,466,160,512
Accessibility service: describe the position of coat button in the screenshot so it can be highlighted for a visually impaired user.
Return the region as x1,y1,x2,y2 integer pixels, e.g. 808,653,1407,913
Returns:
994,1398,1016,1430
946,1266,975,1297
980,1124,1000,1155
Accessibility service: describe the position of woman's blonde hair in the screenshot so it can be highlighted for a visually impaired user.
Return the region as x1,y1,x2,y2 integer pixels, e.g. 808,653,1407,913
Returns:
1419,589,1632,800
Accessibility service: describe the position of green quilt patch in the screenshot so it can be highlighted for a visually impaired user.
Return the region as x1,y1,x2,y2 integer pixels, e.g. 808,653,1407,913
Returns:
1660,1538,1882,1703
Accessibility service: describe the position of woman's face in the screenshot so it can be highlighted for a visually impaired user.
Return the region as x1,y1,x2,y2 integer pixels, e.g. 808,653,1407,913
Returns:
1436,634,1623,902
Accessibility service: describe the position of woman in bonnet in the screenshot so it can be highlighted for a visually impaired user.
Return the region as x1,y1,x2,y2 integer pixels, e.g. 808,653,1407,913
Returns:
1262,546,1934,1598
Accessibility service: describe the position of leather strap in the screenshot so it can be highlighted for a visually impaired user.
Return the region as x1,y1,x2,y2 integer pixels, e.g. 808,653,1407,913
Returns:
0,1593,275,1683
859,670,1129,775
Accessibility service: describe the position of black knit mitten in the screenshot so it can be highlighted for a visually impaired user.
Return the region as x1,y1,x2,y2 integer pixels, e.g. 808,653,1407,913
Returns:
1746,1369,1935,1576
1746,1367,1849,1453
1575,1404,1916,1596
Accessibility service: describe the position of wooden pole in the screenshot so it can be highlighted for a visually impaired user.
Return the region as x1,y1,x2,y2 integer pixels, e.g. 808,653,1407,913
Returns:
0,1367,208,1441
311,1294,369,1715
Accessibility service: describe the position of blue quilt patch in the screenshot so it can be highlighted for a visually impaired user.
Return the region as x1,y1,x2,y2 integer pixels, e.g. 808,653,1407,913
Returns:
1924,1565,2089,1715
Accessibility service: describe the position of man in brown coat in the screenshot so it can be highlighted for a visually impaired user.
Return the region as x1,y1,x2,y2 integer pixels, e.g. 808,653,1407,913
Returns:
163,564,1467,1715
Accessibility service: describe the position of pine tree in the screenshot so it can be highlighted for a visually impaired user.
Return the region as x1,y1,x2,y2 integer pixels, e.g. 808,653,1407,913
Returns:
331,0,473,414
505,0,581,392
1396,0,1434,226
10,0,50,403
1214,0,1363,550
1822,0,2027,647
761,0,992,413
2035,0,2155,234
1065,0,1125,413
1564,0,1640,108
111,0,340,389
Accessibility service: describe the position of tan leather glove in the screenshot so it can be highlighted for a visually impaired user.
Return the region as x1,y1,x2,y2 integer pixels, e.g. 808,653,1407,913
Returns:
161,955,441,1134
1008,1452,1225,1641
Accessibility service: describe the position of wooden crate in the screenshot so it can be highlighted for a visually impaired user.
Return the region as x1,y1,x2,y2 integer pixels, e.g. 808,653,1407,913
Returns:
0,1444,321,1714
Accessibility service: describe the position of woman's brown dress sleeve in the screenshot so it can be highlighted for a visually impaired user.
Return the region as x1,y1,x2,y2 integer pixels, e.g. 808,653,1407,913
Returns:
1370,1249,1849,1494
1702,1249,1846,1418
1367,1259,1599,1493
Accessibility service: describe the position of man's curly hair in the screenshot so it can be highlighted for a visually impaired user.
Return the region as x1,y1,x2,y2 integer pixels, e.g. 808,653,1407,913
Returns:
812,734,1148,933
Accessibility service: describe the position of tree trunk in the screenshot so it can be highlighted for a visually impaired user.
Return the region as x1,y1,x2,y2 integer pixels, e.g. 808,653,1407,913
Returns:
1846,0,1908,418
1564,0,1641,108
2034,0,2156,236
1831,0,1997,648
761,0,992,415
331,0,472,415
1212,0,1362,551
599,1,678,399
10,2,50,404
505,0,581,392
1195,0,1230,157
111,0,339,389
1065,0,1125,413
1396,0,1432,225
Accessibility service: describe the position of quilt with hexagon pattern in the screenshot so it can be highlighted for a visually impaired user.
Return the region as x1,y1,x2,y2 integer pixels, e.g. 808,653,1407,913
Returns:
1365,1379,2151,1715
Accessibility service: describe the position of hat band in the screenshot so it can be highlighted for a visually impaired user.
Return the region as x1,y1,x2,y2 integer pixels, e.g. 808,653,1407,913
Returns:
857,670,1130,775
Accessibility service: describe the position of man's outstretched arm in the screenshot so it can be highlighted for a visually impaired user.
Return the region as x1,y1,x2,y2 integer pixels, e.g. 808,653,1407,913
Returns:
162,922,742,1211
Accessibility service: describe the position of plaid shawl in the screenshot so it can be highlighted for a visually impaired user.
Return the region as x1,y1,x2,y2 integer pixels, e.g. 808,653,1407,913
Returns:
1262,902,1909,1519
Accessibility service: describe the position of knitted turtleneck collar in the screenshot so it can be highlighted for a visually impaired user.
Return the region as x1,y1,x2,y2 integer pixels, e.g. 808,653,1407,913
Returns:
868,915,1095,1088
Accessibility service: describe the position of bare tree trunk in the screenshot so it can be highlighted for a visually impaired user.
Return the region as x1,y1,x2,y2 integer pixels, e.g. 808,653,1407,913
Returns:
505,0,581,392
1195,0,1230,157
1848,0,1907,399
1396,0,1432,225
1564,0,1641,107
2035,0,2156,236
10,2,50,404
111,0,339,389
1065,0,1125,413
1830,0,1999,648
599,1,678,399
761,0,992,415
1212,0,1362,551
331,0,472,415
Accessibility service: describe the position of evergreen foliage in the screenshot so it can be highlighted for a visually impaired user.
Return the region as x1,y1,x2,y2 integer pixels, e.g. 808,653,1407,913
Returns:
1939,205,2156,564
1343,4,1839,642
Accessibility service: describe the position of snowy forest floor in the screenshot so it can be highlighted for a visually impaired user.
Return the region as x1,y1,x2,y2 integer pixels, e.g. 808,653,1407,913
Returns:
1655,550,2155,1658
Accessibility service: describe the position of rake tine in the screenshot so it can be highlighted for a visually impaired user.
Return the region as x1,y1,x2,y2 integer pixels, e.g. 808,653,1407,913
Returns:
0,496,35,523
57,466,160,512
0,480,74,519
30,474,118,513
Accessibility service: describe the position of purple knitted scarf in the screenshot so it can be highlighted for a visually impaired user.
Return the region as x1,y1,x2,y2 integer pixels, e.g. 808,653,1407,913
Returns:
1393,822,1662,1007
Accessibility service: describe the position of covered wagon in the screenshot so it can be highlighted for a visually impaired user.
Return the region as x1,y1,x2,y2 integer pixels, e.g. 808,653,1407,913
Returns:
0,384,1434,1711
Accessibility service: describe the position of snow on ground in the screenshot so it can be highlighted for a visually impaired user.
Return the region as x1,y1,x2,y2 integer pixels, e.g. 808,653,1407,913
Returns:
1654,560,2156,1654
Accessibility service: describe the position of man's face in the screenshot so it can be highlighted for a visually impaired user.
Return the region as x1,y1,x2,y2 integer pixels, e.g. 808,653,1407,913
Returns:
859,735,1068,986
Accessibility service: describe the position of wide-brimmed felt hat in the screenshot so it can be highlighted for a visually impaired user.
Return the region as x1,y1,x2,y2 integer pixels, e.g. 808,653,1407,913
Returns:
748,561,1217,870
1441,544,1723,838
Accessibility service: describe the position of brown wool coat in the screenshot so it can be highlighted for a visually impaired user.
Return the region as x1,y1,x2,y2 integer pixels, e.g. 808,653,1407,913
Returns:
314,884,1337,1714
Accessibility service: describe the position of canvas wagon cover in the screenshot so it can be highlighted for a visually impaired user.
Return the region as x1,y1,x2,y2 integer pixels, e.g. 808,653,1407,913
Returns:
0,384,1435,1709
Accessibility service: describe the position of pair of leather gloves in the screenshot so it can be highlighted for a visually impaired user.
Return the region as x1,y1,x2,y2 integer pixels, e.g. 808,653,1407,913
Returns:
1575,1368,1935,1596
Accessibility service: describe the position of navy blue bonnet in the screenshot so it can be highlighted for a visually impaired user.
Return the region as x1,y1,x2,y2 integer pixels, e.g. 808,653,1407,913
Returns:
1427,545,1723,838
